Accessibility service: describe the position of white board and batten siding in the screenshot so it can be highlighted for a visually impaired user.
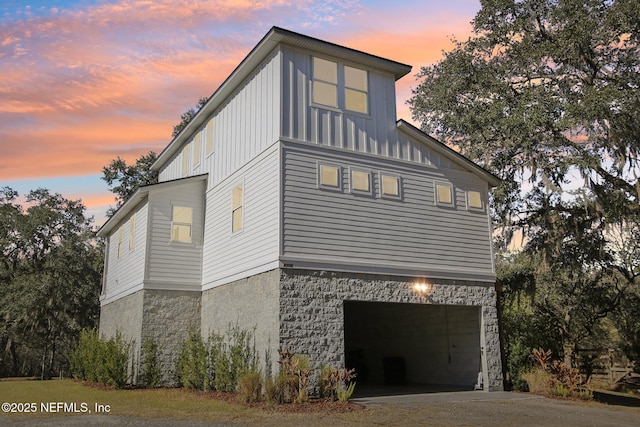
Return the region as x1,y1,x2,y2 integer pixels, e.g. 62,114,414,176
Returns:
201,143,281,290
158,48,281,191
281,46,399,156
281,141,496,282
102,202,149,305
145,180,206,290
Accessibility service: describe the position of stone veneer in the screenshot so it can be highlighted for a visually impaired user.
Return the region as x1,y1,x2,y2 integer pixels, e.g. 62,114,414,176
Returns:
99,289,201,386
201,269,280,376
102,268,503,391
278,269,503,391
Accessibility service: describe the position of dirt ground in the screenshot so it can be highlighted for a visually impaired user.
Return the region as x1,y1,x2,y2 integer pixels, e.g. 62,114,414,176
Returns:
3,392,640,427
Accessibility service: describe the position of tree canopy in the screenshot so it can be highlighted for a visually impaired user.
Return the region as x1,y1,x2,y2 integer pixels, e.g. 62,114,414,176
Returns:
410,0,640,378
101,151,159,216
0,187,102,378
172,97,208,138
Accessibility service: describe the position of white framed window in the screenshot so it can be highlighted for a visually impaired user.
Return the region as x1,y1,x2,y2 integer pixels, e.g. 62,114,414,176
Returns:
128,214,136,251
312,57,368,114
117,226,124,258
318,163,341,190
467,190,484,211
312,57,338,108
435,182,454,206
350,168,372,194
380,173,401,199
344,65,368,114
205,117,214,156
171,206,193,243
193,132,201,167
232,184,243,233
181,144,189,177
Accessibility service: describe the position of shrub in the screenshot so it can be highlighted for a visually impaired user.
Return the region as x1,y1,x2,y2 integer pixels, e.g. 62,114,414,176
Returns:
320,365,357,401
177,328,209,390
237,370,263,403
141,336,162,388
70,329,132,389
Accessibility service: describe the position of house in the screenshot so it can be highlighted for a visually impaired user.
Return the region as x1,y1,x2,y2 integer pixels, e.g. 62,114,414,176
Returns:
97,27,504,391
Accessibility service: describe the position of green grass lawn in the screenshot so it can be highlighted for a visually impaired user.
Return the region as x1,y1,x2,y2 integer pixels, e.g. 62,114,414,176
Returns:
0,378,370,426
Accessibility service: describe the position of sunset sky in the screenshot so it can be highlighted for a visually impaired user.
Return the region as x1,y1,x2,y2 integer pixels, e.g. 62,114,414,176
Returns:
1,0,481,225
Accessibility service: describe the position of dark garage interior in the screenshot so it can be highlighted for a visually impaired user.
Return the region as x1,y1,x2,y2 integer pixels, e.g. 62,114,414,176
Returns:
344,300,483,395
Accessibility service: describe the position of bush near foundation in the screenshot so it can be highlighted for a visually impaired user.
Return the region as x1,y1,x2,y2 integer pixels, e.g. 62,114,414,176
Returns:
70,329,133,389
176,324,258,392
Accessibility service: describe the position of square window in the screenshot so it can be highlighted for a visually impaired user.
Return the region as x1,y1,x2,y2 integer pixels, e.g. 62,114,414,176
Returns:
351,169,371,193
381,174,400,198
436,183,454,206
319,164,340,189
313,57,337,83
232,184,243,232
345,66,367,91
172,206,193,243
345,89,367,114
468,190,484,210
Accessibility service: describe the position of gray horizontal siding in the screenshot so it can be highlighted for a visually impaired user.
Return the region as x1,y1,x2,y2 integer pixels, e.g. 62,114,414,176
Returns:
281,142,494,277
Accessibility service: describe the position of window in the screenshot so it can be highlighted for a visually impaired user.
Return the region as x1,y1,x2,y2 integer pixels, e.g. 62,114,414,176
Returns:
232,184,243,232
312,57,338,108
344,65,368,114
380,174,401,198
318,164,341,190
193,133,201,167
467,190,484,210
350,168,371,194
171,206,193,243
117,227,124,258
312,57,368,114
182,144,189,177
436,183,454,206
205,117,214,156
128,214,136,251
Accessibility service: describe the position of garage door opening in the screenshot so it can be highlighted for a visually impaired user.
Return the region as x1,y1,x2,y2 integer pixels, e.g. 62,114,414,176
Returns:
344,301,482,396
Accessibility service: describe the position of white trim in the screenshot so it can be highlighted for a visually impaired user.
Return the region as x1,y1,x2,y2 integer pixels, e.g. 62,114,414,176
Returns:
279,255,497,283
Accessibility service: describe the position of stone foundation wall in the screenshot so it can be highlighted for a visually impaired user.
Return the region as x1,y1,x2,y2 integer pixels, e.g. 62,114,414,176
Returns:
140,290,201,386
279,269,503,391
99,290,144,381
201,269,280,376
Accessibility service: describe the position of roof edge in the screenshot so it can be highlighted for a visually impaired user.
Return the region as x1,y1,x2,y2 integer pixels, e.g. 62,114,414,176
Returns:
396,120,502,187
96,174,207,237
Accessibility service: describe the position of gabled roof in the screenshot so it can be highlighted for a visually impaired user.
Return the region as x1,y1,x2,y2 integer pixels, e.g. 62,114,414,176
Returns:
396,120,502,187
96,174,207,237
151,26,412,173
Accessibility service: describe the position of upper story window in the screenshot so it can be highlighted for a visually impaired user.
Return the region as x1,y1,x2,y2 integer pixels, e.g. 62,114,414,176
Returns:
350,168,371,194
467,190,484,211
205,117,214,156
193,133,201,167
380,173,401,199
312,57,338,108
128,214,136,251
181,144,189,177
318,164,341,190
344,66,368,114
436,183,454,207
172,206,193,243
312,57,368,114
117,226,124,258
232,184,244,233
